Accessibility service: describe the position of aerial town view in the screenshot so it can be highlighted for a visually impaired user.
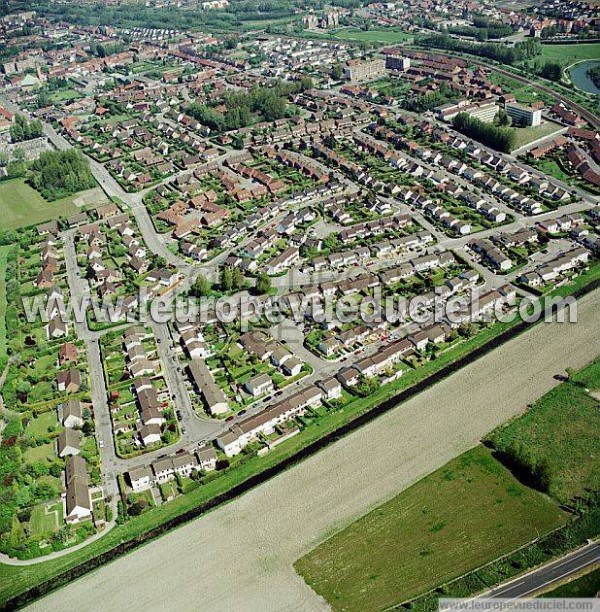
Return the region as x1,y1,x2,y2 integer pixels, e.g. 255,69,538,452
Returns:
0,0,598,610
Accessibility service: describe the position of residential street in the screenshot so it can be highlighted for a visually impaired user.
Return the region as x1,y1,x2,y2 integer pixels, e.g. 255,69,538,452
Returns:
29,289,600,612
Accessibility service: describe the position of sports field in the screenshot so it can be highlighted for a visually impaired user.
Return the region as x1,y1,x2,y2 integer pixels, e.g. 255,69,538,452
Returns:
294,446,567,611
0,178,81,230
333,27,413,45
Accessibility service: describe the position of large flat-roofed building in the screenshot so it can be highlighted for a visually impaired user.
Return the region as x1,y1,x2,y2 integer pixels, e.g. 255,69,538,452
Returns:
436,101,498,123
344,58,386,83
467,102,499,123
385,55,411,72
505,102,542,127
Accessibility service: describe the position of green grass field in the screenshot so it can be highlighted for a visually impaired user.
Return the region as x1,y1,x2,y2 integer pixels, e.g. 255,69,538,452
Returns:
24,412,59,439
332,27,413,45
23,442,56,464
0,178,81,230
541,43,600,66
294,446,567,611
540,569,600,598
488,357,600,504
512,121,563,150
528,157,572,183
28,505,59,538
49,89,82,103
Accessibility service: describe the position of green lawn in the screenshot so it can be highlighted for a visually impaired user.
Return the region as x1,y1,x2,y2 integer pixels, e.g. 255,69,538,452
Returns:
540,569,600,598
0,179,80,230
24,412,59,439
23,442,56,464
512,121,563,150
28,505,59,537
528,157,572,183
487,356,600,504
49,89,82,103
332,27,413,45
294,446,567,611
541,42,600,66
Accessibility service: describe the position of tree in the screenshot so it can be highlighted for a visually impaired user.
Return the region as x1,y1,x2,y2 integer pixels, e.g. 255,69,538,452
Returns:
29,149,95,200
539,62,563,82
452,112,516,154
193,273,211,297
255,272,271,295
331,63,344,81
10,114,43,143
220,267,233,292
231,267,244,290
232,133,244,150
496,109,512,127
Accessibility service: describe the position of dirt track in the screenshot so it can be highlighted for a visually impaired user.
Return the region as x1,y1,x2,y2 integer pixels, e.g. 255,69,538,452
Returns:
30,291,600,612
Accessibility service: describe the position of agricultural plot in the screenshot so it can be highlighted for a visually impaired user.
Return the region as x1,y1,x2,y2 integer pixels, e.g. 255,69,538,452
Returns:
487,356,600,504
295,446,568,611
0,179,81,231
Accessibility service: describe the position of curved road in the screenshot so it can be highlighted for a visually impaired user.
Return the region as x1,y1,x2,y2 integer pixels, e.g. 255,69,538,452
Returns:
26,289,600,612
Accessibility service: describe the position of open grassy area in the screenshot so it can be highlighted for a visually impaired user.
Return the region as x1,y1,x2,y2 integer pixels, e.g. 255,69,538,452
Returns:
28,505,59,538
540,568,600,598
541,42,600,66
24,412,59,439
23,442,56,464
0,178,81,230
48,89,83,104
332,27,413,45
527,156,572,183
487,356,600,504
512,121,563,150
294,446,567,611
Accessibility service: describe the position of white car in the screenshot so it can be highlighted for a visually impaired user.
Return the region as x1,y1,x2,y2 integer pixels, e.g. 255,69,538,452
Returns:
99,439,104,449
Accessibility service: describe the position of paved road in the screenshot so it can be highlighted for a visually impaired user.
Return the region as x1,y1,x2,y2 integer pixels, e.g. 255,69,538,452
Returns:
28,289,600,612
481,541,600,599
149,320,222,443
62,231,119,502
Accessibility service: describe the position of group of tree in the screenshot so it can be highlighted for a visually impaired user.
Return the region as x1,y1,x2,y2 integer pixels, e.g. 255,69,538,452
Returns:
220,265,245,292
29,149,96,201
192,273,212,297
401,83,454,113
254,272,271,295
188,78,312,133
452,112,516,153
33,0,301,37
538,62,563,82
587,65,600,89
446,23,513,41
417,33,541,66
10,114,43,143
